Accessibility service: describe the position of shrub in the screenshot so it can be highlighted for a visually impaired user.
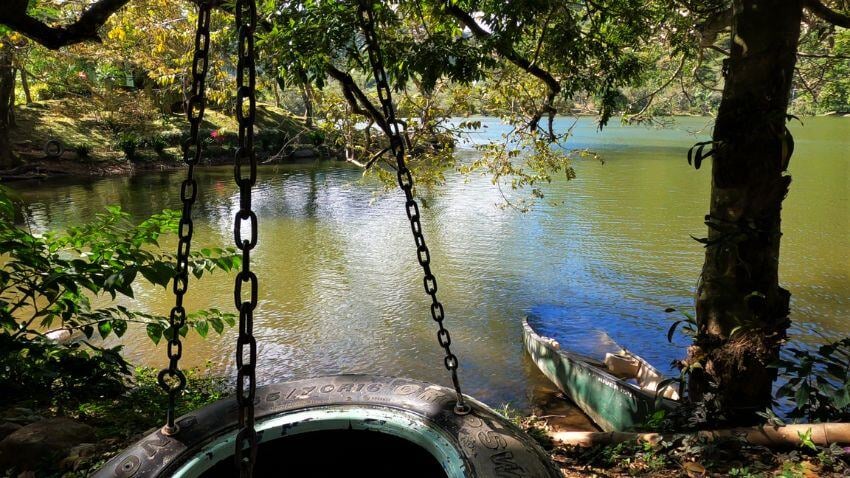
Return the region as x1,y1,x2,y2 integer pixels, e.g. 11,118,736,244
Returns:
307,129,325,146
149,135,168,154
77,143,93,160
159,130,184,146
256,130,284,152
116,132,139,160
776,338,850,422
0,189,239,406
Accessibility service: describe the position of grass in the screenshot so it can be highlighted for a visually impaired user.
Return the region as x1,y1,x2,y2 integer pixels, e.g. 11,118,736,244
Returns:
9,96,308,163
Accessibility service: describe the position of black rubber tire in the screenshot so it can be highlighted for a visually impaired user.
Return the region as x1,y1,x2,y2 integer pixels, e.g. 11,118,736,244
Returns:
44,140,64,158
94,374,560,478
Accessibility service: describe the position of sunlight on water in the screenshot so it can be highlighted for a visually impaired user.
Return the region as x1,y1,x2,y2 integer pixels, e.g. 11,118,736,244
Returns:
16,116,850,410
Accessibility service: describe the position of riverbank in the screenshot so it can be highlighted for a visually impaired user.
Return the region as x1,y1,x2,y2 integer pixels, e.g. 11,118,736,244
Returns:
0,367,228,477
2,98,339,181
512,412,850,477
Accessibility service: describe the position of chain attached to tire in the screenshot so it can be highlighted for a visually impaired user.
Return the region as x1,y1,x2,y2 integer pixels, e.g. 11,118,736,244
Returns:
356,0,469,415
233,0,259,475
157,0,213,436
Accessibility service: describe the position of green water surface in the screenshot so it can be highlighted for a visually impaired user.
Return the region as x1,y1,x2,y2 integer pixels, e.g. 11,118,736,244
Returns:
15,116,849,409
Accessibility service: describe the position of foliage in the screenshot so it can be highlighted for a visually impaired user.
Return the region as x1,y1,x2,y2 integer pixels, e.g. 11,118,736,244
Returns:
582,439,670,474
76,142,92,159
75,365,229,441
0,187,238,404
3,365,229,477
0,332,129,409
147,135,167,154
116,131,139,160
552,431,850,477
775,338,850,422
496,403,551,449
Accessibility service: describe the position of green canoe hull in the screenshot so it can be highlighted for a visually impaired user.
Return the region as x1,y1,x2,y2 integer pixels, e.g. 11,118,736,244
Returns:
522,317,677,432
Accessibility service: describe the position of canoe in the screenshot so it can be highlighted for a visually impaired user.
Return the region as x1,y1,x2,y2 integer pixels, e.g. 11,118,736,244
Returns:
522,316,680,432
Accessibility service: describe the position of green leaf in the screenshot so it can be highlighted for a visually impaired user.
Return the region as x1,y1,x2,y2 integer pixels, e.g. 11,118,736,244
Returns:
112,319,128,338
98,320,112,339
194,320,209,338
667,320,691,343
146,323,163,345
209,317,224,334
832,384,850,409
796,382,811,408
797,429,817,452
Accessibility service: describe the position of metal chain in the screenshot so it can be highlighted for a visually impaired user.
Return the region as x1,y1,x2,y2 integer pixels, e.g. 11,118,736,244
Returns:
234,0,259,475
157,0,213,436
356,0,469,415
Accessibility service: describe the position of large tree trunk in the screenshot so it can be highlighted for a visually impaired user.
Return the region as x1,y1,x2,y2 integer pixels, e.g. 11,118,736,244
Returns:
0,42,18,169
686,0,802,424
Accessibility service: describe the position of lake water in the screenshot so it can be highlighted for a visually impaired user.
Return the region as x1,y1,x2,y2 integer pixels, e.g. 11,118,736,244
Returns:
15,116,850,411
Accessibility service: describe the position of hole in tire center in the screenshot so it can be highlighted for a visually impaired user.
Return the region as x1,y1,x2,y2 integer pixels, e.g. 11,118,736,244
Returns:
201,429,449,477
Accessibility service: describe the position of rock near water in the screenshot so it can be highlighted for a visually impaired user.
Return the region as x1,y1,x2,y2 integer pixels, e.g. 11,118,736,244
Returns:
0,418,95,471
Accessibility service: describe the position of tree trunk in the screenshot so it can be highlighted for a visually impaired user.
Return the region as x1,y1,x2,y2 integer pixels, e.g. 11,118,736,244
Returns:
687,0,802,424
8,68,16,127
295,67,314,128
19,68,31,104
0,43,18,169
272,77,281,108
300,82,314,128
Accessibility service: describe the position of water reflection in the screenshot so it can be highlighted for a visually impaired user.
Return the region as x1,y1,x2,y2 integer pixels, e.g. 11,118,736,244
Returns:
14,116,850,410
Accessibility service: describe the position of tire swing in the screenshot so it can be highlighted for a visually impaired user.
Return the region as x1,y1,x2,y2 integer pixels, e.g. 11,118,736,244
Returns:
95,1,559,477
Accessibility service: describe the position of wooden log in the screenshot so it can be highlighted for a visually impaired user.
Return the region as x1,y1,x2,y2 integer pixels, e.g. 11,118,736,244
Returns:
550,423,850,448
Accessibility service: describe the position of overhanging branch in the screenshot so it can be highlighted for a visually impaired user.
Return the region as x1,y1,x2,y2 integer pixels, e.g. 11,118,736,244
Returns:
443,5,561,139
804,0,850,28
0,0,132,50
324,64,390,136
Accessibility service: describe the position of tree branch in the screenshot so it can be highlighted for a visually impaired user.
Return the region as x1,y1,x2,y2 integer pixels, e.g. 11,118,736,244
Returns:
698,7,732,48
798,51,850,59
0,0,132,50
324,63,390,136
626,54,686,121
443,5,561,139
804,0,850,27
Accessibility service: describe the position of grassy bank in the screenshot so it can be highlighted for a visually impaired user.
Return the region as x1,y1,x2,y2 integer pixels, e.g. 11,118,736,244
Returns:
6,97,328,177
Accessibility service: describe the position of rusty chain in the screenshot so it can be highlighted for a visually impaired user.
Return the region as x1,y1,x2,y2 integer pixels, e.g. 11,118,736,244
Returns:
234,0,259,474
157,0,213,436
356,0,470,415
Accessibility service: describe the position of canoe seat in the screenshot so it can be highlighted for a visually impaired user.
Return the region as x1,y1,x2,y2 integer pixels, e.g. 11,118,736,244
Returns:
604,352,679,401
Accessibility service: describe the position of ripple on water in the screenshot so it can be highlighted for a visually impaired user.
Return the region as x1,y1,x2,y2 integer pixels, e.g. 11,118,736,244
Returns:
14,116,850,413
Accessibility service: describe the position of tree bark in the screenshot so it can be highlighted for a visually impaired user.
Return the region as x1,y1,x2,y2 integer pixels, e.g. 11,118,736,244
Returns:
300,83,314,128
0,0,131,50
687,0,802,424
19,68,31,104
8,68,16,128
0,43,18,169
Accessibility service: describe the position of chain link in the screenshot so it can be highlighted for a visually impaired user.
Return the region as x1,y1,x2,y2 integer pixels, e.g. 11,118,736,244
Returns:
234,0,259,474
356,0,469,415
157,0,213,436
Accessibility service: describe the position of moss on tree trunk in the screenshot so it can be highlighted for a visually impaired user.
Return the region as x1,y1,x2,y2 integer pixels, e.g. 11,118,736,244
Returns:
687,0,802,424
